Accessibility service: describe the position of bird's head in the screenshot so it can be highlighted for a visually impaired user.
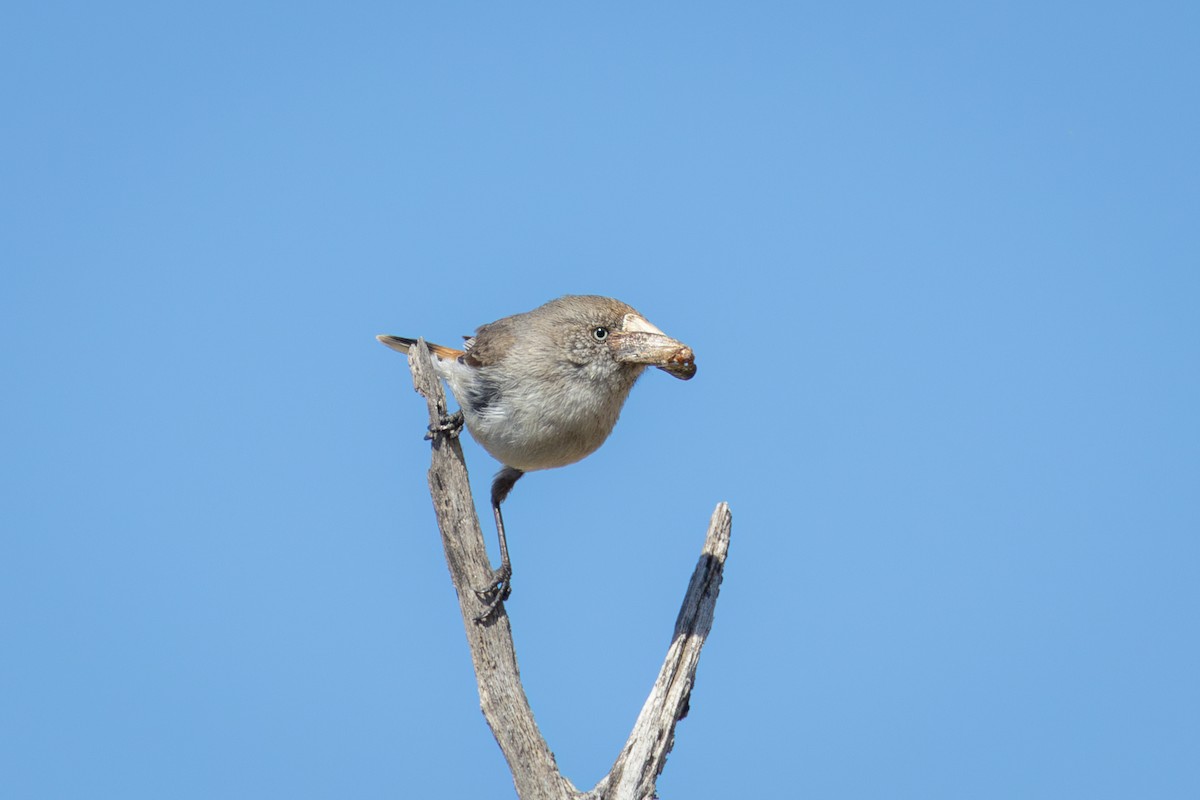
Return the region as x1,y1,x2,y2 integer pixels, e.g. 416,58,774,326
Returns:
550,296,697,381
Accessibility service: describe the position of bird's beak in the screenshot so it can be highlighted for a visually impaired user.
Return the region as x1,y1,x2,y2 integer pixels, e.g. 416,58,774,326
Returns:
611,313,697,380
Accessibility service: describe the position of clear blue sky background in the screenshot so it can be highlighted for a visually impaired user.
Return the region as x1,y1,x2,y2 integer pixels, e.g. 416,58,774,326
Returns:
4,3,1198,798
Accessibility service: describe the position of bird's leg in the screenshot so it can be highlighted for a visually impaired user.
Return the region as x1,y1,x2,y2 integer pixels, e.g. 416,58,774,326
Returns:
475,466,524,621
424,409,464,440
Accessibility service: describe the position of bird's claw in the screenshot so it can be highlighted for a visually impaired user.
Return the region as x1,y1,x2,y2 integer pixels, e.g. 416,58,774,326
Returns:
424,410,464,440
473,564,512,622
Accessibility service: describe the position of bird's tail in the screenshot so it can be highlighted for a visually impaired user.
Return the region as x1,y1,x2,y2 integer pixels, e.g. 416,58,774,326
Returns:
376,334,416,353
376,335,465,360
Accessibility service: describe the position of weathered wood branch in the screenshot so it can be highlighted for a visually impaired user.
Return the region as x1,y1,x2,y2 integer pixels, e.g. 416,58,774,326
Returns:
405,339,731,800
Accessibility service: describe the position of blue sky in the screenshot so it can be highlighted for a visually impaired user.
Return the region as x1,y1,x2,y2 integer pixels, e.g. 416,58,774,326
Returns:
3,2,1198,798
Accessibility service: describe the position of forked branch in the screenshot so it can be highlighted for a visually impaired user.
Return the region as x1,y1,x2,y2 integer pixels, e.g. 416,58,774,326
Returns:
404,339,731,800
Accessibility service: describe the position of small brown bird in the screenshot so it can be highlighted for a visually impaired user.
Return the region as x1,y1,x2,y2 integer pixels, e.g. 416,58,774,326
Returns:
378,295,696,618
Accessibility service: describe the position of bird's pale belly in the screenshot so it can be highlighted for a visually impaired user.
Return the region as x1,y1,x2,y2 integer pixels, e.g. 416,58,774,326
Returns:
464,401,621,472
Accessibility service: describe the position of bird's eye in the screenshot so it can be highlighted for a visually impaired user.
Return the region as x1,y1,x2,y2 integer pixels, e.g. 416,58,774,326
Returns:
592,327,609,341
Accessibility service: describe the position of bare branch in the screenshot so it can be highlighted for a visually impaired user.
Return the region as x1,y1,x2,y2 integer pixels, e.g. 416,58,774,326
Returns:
408,339,573,800
402,339,731,800
589,503,732,800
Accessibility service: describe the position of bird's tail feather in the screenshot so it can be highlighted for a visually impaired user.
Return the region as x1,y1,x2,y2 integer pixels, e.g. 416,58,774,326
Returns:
376,335,465,360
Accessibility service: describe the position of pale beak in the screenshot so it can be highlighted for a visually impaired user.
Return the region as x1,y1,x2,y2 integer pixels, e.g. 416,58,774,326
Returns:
611,314,697,380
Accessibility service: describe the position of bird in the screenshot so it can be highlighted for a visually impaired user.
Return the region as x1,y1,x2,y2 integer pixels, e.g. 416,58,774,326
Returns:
377,295,696,619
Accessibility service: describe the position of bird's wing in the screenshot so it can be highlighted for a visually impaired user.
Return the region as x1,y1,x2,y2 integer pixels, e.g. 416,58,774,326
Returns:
458,320,517,368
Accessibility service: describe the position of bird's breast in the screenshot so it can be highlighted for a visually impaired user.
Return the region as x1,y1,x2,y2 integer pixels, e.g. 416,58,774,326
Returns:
446,362,638,472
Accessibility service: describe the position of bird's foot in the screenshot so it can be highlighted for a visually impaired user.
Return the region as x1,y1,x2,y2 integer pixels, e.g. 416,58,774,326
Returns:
473,563,512,622
424,410,464,440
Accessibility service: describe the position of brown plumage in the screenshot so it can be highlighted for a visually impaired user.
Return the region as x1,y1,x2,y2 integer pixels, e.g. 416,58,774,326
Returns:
378,295,695,619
